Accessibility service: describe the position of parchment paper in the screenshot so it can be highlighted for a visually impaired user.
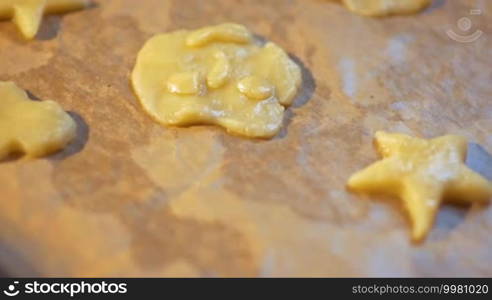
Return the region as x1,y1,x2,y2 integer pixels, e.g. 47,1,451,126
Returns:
0,0,491,277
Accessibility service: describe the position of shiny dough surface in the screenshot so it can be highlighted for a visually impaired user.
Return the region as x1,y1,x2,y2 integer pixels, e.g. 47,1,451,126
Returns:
0,0,88,39
131,23,302,138
342,0,431,17
348,131,492,242
0,81,76,159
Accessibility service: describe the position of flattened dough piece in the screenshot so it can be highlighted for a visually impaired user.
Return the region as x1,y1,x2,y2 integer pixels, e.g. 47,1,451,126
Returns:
347,131,492,242
0,81,76,159
342,0,431,17
131,23,302,138
0,0,88,39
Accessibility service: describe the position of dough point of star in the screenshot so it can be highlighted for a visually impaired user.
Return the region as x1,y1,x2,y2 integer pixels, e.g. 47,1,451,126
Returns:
0,81,76,159
131,23,302,138
342,0,431,17
0,0,89,39
347,131,492,242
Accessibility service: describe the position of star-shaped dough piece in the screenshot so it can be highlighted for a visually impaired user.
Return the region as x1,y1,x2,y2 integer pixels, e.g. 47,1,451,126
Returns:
0,81,76,159
342,0,431,17
0,0,88,39
347,131,492,241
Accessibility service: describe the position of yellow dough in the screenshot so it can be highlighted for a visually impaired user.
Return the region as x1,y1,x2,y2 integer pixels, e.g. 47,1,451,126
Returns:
131,23,302,138
0,0,88,39
0,81,76,159
347,131,492,241
342,0,431,17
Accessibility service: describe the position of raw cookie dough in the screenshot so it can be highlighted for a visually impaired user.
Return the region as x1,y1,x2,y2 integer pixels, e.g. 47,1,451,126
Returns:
131,23,302,138
0,0,88,39
0,81,76,159
342,0,431,17
347,131,492,241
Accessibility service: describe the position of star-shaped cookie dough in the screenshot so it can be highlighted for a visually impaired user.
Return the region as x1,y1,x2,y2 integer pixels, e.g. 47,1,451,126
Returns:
0,81,76,159
347,131,492,241
0,0,88,39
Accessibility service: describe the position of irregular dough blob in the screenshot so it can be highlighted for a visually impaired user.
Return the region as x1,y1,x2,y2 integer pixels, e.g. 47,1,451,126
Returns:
132,23,302,138
342,0,431,17
347,131,492,242
0,81,76,159
0,0,88,39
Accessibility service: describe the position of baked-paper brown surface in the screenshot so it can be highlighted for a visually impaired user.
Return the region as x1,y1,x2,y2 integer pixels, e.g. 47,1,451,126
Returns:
0,0,491,277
